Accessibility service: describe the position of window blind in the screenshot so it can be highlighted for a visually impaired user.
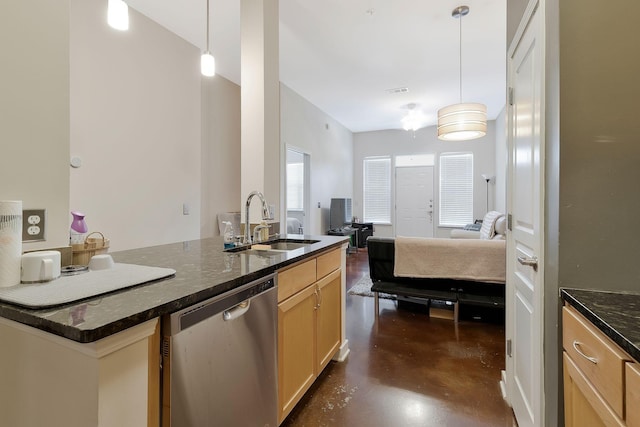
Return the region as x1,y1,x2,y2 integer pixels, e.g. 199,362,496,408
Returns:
363,157,391,223
439,153,473,227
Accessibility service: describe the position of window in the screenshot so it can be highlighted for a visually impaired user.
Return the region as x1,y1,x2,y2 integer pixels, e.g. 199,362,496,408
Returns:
363,157,391,223
439,153,473,227
286,162,304,211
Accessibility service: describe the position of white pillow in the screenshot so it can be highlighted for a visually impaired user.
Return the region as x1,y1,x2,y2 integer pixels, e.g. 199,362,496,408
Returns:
480,211,504,240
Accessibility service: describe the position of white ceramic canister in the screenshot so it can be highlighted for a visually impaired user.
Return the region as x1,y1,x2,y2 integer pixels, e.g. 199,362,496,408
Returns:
21,250,61,283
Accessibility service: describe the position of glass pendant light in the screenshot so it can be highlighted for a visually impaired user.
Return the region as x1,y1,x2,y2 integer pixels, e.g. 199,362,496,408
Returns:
107,0,129,31
437,5,487,141
201,0,216,77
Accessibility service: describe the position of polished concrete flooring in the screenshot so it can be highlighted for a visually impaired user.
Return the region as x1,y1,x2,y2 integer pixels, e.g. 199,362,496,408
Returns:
281,248,517,427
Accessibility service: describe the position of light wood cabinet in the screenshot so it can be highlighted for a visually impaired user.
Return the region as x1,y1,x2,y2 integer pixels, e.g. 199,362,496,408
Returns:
627,363,640,427
277,248,342,424
278,283,317,419
315,269,342,371
562,305,635,427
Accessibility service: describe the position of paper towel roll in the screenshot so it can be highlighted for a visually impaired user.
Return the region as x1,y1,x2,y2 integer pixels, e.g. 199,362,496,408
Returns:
0,201,22,288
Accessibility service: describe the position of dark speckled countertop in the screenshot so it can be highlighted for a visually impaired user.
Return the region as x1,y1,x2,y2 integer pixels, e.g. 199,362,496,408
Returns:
561,288,640,361
0,235,347,343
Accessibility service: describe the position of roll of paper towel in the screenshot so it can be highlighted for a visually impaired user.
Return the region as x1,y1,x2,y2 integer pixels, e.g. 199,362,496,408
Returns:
0,201,22,288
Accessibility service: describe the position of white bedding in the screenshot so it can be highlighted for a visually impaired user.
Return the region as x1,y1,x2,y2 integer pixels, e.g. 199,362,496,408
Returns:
394,236,506,284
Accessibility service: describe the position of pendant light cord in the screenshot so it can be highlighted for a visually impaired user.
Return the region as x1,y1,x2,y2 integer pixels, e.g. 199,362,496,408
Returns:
206,0,210,52
458,9,463,103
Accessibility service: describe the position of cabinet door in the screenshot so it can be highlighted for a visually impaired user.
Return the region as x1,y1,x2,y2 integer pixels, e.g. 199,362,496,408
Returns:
628,363,640,427
315,269,342,373
563,352,624,427
278,284,317,423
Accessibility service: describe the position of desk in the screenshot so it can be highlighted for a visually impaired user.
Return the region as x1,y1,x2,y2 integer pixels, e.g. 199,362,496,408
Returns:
351,222,373,247
327,228,357,253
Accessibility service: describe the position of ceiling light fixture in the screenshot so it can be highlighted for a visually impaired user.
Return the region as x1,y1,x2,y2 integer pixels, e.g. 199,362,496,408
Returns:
437,6,487,141
201,0,216,77
107,0,129,31
402,103,427,132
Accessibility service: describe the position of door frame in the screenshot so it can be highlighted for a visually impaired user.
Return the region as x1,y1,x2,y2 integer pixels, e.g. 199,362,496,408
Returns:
504,0,546,426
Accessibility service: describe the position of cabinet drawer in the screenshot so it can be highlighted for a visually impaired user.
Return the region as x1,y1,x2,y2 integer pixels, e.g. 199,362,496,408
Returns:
563,352,624,427
628,363,640,427
316,248,340,279
278,258,317,302
562,306,631,418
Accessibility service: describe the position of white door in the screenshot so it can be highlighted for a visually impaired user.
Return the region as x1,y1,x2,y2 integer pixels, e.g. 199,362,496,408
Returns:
395,166,434,237
505,3,544,427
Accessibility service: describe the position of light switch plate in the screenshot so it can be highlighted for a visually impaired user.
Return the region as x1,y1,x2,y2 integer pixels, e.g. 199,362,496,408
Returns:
22,209,46,242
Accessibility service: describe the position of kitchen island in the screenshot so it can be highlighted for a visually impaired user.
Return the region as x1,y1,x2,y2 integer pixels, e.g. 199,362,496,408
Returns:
560,288,640,426
0,235,349,427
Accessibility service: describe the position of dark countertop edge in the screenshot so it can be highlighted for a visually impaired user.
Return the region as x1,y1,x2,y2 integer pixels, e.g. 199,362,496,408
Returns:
2,238,347,343
560,288,640,362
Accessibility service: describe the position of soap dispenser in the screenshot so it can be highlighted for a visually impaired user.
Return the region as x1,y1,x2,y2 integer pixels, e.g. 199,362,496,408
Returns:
70,211,88,245
222,221,234,249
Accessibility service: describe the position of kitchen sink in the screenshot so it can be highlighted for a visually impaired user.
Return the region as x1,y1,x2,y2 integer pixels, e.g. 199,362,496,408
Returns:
225,238,320,254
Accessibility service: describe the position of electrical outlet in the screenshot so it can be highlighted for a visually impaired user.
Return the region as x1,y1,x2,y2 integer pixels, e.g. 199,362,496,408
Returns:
22,209,46,242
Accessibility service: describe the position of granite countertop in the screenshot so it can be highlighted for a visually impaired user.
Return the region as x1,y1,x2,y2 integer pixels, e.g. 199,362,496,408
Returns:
0,235,347,343
561,288,640,361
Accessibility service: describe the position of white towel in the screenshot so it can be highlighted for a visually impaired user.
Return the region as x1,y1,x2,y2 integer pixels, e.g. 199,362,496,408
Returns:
394,237,506,284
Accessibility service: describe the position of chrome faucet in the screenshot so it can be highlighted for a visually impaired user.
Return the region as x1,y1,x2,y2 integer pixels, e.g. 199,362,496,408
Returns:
253,223,270,243
244,191,272,244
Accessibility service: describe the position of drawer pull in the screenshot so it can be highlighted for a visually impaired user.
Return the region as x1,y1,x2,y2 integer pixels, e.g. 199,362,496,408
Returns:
573,340,598,364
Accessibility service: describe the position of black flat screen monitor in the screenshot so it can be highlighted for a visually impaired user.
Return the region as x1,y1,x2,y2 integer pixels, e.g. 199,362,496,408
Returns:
330,198,352,230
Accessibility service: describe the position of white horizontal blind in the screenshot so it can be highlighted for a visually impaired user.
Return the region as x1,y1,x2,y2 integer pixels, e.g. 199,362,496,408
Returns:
363,157,391,223
286,162,304,211
439,153,473,227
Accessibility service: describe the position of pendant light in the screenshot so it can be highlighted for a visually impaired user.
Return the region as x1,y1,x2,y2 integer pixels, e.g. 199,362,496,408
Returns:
107,0,129,31
437,5,487,141
201,0,216,77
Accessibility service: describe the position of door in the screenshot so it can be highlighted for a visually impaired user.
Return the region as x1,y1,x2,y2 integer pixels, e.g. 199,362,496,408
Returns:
315,269,341,372
395,166,434,237
505,2,544,427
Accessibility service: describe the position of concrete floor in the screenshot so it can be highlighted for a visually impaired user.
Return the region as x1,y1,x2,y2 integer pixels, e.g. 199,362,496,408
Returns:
281,248,517,427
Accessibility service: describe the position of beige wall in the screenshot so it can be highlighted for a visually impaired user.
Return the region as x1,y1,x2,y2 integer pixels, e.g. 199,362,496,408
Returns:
280,85,354,235
70,1,202,251
557,0,640,290
201,77,242,237
0,0,71,250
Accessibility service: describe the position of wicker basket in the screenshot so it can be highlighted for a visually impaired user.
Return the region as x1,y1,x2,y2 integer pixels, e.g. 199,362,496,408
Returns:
71,231,110,266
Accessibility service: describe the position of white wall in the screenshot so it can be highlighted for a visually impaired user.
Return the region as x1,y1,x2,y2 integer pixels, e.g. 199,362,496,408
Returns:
70,1,202,251
0,1,70,251
201,77,242,237
353,121,501,238
280,85,354,235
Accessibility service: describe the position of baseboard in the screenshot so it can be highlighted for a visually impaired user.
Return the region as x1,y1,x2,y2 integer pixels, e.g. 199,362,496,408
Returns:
499,369,508,402
333,339,350,362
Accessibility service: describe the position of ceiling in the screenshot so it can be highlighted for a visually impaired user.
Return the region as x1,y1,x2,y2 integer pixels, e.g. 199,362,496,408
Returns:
126,0,506,134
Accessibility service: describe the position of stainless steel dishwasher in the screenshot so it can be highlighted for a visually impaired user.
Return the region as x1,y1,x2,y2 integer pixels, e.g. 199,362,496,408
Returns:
161,273,277,427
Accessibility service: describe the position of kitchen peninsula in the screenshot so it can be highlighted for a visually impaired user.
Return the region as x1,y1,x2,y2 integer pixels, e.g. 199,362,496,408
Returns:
0,235,349,427
561,289,640,426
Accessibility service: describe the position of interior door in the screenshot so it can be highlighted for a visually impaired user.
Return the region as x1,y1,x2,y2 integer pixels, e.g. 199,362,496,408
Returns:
395,166,434,238
505,3,544,427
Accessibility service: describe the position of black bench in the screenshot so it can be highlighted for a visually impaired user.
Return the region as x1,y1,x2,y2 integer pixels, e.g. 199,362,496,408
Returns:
367,236,505,322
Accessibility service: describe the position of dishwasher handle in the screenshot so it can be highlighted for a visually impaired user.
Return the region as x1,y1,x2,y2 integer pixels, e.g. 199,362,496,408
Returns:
223,300,250,321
